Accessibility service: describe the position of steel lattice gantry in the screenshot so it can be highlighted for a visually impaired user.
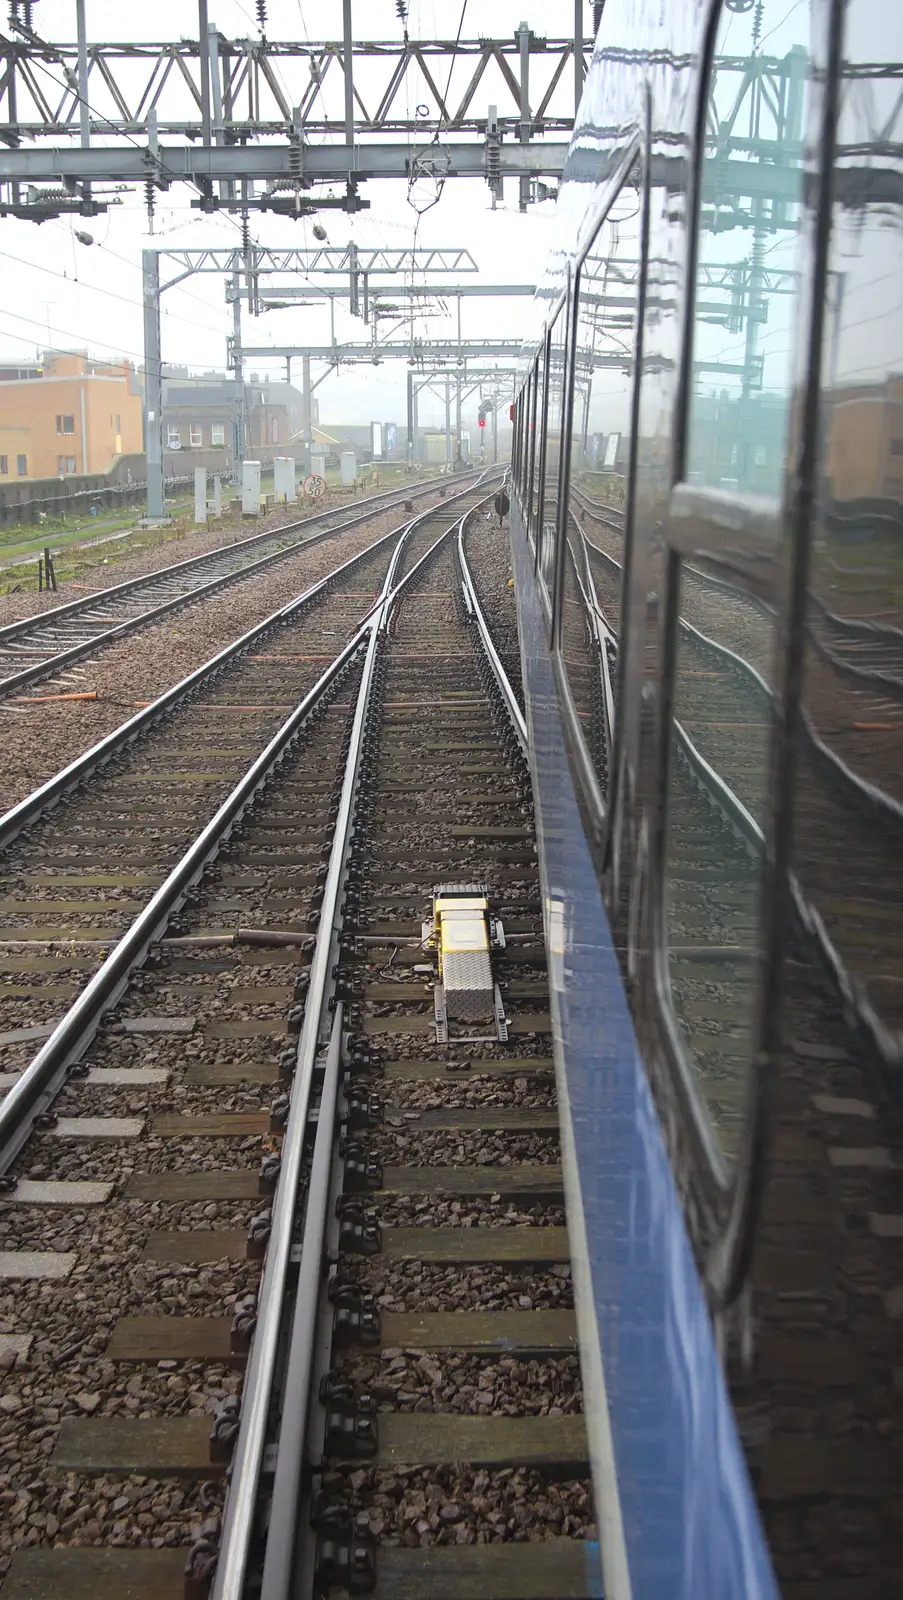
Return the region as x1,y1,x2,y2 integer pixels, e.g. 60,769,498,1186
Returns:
143,243,487,521
0,6,593,221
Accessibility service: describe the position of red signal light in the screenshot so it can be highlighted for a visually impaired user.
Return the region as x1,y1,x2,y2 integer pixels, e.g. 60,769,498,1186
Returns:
478,417,486,428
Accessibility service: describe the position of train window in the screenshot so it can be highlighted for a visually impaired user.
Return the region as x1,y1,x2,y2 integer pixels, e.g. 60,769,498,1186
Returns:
518,378,531,501
530,346,546,549
553,160,643,804
794,1,903,1054
540,302,568,588
684,15,809,497
662,0,812,1169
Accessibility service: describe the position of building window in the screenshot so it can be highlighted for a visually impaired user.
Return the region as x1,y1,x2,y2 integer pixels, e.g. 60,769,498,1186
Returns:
56,414,75,435
271,417,280,444
58,455,76,475
16,454,27,476
0,456,7,475
891,438,903,456
211,424,225,446
883,476,902,496
167,426,181,449
189,424,203,448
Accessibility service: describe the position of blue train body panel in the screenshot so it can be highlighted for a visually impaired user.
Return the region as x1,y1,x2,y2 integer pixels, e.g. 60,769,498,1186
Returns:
511,505,777,1600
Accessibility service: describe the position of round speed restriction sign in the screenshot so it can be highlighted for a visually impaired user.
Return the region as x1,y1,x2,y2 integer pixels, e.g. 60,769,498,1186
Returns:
303,474,326,499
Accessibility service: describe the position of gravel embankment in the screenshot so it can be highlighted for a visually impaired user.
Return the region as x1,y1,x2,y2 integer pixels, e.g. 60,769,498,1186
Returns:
465,513,524,708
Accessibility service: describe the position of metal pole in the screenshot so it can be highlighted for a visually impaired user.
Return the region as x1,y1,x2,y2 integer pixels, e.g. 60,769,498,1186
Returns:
302,353,312,474
198,0,211,145
493,397,498,465
517,22,531,142
194,466,207,525
75,0,91,150
142,249,165,523
455,372,462,465
207,24,233,202
444,377,451,466
412,378,419,463
342,0,354,147
231,268,246,477
574,0,584,116
348,240,359,317
516,20,531,212
406,369,414,469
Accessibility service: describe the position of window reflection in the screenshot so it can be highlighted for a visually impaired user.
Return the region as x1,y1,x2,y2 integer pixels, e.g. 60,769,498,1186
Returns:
665,0,812,1168
556,163,642,782
570,167,642,549
558,532,612,792
797,0,903,1046
686,18,808,496
541,307,567,588
530,345,545,548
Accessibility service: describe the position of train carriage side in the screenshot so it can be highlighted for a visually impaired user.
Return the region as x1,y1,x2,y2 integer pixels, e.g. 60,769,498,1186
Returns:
512,0,903,1596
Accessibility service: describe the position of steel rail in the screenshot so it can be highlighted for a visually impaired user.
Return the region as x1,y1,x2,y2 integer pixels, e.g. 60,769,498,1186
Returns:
0,484,490,1170
255,491,503,1600
0,473,460,648
0,627,366,1176
458,514,528,758
0,478,493,851
0,522,403,850
0,474,469,700
576,528,617,764
212,493,487,1600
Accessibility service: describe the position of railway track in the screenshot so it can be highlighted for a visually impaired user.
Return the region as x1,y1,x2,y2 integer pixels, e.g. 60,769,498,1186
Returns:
0,490,487,1107
0,486,596,1600
0,475,465,703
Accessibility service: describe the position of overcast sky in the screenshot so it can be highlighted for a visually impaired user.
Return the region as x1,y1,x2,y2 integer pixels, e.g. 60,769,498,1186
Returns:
0,1,585,429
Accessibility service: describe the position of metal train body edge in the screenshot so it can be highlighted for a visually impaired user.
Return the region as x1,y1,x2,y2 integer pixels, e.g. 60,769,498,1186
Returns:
510,0,903,1594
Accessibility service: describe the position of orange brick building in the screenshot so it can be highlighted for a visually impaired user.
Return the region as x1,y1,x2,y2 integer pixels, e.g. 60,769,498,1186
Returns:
0,350,144,483
826,376,903,501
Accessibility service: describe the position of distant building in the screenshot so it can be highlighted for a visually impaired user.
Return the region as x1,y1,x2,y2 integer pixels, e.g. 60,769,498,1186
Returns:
162,375,236,477
826,376,903,501
161,372,309,477
318,423,410,466
0,349,143,483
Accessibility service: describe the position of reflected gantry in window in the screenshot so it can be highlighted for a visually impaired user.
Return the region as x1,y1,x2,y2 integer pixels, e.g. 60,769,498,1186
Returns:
663,0,811,1170
540,303,568,589
556,159,643,799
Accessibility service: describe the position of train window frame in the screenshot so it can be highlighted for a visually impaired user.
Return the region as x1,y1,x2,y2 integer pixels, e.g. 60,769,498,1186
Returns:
532,334,552,565
526,351,544,556
648,0,829,1294
548,135,649,859
538,287,571,591
518,376,531,502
